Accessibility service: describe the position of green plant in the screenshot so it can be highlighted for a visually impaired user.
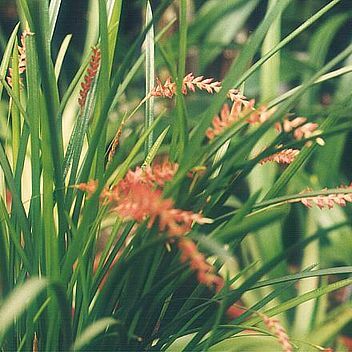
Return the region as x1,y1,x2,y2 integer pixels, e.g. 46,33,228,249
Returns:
0,0,351,351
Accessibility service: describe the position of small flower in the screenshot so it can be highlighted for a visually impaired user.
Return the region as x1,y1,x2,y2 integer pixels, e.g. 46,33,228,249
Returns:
75,180,98,197
78,163,215,289
259,313,293,352
259,148,300,165
275,117,307,133
78,47,101,110
151,77,176,98
77,162,207,236
246,105,276,125
276,116,324,146
7,30,33,87
227,89,249,105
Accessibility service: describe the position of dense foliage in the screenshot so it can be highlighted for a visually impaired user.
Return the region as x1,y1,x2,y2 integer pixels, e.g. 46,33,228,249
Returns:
0,0,351,351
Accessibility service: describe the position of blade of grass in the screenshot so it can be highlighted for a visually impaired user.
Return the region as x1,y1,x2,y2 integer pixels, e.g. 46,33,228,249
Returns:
62,113,164,283
72,0,173,193
0,278,47,342
142,126,170,168
73,318,119,351
0,143,32,258
214,205,290,243
48,0,62,40
10,38,21,168
54,34,72,81
251,266,352,290
110,18,176,110
306,304,352,346
237,0,342,87
144,1,155,156
0,23,19,101
245,278,352,329
25,33,41,273
171,0,188,160
107,0,122,73
268,65,352,108
26,0,67,243
0,198,31,272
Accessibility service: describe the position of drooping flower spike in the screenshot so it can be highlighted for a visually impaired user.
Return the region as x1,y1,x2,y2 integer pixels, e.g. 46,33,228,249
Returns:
296,184,352,209
151,73,221,98
182,73,222,94
177,238,223,289
259,313,293,352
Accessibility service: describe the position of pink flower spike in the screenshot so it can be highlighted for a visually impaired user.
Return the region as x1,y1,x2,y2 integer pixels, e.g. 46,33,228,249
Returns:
297,184,352,209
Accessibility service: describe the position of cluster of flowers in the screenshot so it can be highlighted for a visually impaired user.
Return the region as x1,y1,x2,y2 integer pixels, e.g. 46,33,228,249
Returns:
295,184,352,209
76,161,210,237
152,72,324,167
206,91,324,165
205,97,257,140
7,30,33,87
77,162,246,316
205,89,276,140
275,116,324,146
78,47,101,110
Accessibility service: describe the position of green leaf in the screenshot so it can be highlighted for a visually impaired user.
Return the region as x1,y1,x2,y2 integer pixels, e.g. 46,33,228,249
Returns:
306,304,352,345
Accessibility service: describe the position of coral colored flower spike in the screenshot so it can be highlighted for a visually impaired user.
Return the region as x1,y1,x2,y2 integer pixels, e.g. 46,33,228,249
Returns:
259,314,293,352
151,73,221,98
78,47,101,110
260,149,300,165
